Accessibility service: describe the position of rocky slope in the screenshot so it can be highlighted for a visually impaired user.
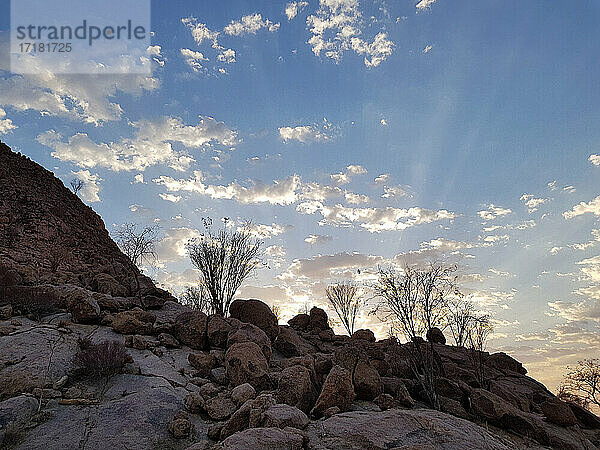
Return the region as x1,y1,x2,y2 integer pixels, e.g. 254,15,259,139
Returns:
0,142,599,449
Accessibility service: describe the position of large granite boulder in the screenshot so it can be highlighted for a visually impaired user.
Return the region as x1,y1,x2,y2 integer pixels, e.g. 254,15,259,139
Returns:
229,299,279,341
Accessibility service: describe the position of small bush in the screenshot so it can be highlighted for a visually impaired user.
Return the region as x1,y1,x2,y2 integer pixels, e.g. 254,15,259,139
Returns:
72,339,130,378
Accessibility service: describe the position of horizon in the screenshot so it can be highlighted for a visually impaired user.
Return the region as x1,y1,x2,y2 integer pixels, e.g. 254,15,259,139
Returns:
1,0,600,394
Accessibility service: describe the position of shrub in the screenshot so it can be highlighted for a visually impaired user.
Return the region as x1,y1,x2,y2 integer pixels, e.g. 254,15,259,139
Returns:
72,339,130,378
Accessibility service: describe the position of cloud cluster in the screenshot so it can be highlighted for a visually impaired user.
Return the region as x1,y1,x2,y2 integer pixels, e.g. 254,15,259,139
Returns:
224,13,280,35
0,109,17,134
279,125,328,143
306,0,394,67
477,204,512,221
286,1,309,20
520,194,548,213
563,195,600,219
38,115,237,172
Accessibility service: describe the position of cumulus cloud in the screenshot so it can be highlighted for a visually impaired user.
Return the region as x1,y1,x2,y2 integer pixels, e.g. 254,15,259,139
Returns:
241,222,290,239
37,115,237,172
382,185,410,199
286,1,308,20
563,195,600,219
477,204,512,221
224,13,280,36
298,202,456,233
159,193,182,203
345,191,370,204
305,234,332,245
0,109,17,134
133,174,145,184
279,125,328,143
374,174,389,184
217,49,236,64
306,0,394,67
180,48,209,72
154,171,301,206
299,182,343,201
520,194,548,213
0,58,159,125
416,0,437,11
155,227,201,263
181,18,220,48
265,245,286,257
330,165,367,185
590,154,600,166
71,170,102,203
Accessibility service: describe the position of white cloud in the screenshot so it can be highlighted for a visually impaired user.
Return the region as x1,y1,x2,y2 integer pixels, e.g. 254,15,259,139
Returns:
217,48,236,64
286,1,308,20
298,202,456,233
305,234,333,245
300,182,343,201
382,185,410,199
156,227,201,263
181,48,208,72
345,191,370,204
416,0,437,12
181,18,220,48
71,169,102,203
380,118,387,126
279,252,384,281
477,204,512,221
133,174,145,184
241,222,289,239
306,0,394,67
38,115,237,172
0,108,17,134
520,194,548,213
330,164,367,185
265,245,286,257
589,154,600,166
159,193,182,203
224,13,280,36
374,174,389,184
154,172,301,206
0,58,159,125
563,195,600,219
147,45,165,66
279,125,328,143
423,45,433,53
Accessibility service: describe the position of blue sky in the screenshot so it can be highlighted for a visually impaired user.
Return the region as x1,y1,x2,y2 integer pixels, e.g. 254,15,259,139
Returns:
1,0,600,390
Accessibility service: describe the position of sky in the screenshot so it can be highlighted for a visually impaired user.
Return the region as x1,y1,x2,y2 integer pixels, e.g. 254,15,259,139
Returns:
1,0,600,391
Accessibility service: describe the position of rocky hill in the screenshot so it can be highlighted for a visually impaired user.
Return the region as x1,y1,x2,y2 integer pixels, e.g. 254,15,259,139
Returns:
0,142,599,449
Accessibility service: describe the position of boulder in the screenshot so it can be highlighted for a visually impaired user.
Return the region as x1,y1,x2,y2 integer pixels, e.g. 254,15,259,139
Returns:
487,352,527,375
67,290,100,324
225,342,269,388
157,333,179,348
382,377,414,407
168,411,193,439
184,392,205,413
287,314,310,331
274,327,317,357
231,383,256,406
91,273,128,297
567,402,600,428
311,365,354,418
351,329,375,342
375,393,395,410
173,310,208,350
219,427,304,450
220,394,276,439
111,311,152,335
540,398,578,426
229,299,279,341
141,295,166,310
309,307,329,332
262,404,309,430
306,409,510,449
188,352,218,377
207,315,232,348
205,395,237,421
353,359,383,400
227,323,272,361
276,365,315,414
426,327,446,344
0,304,12,320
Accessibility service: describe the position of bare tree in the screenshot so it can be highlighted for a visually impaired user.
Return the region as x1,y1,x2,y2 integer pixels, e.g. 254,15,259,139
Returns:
467,314,493,387
557,384,591,410
448,297,475,347
562,359,600,409
115,223,159,268
180,285,212,315
373,262,459,410
270,304,282,323
70,178,84,195
187,219,262,316
114,223,159,293
325,282,363,336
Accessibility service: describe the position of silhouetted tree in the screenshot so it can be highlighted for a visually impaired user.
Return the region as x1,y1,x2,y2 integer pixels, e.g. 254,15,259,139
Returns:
373,262,459,410
467,313,493,387
562,359,600,409
187,219,262,316
114,223,159,293
70,178,84,195
325,282,363,336
180,285,212,315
